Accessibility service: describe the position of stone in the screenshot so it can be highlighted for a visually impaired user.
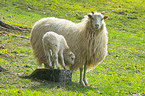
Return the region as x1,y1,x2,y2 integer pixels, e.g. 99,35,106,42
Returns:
29,68,72,84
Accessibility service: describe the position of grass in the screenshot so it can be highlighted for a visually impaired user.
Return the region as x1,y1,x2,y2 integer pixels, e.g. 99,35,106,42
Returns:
0,0,145,95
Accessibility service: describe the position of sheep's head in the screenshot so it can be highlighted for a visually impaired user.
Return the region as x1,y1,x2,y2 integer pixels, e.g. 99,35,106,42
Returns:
88,11,108,30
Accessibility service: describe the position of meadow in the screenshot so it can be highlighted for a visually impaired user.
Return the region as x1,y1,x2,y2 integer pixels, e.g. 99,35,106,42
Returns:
0,0,145,95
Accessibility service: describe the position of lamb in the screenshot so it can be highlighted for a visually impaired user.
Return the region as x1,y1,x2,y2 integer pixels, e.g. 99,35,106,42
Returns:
30,11,108,86
42,31,75,69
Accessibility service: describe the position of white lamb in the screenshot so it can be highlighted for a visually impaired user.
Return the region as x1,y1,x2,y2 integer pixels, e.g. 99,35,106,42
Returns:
42,31,75,69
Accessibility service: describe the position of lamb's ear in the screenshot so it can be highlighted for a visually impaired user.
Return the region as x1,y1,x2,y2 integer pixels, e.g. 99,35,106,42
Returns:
104,15,108,19
101,11,105,14
68,52,73,56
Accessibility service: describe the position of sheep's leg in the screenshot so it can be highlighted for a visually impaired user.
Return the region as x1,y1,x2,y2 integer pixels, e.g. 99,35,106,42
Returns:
79,66,86,86
59,50,66,70
83,62,89,86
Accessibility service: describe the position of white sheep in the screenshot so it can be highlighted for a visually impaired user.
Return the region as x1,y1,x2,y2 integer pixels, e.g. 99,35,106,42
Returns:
30,11,108,86
42,31,75,69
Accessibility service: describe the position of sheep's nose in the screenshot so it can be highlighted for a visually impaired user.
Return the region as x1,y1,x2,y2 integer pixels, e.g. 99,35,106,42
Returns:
95,24,99,29
95,24,99,27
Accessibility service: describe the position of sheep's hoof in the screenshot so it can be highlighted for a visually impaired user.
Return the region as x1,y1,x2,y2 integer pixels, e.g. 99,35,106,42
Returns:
84,79,89,86
85,83,90,86
79,80,89,86
79,81,86,86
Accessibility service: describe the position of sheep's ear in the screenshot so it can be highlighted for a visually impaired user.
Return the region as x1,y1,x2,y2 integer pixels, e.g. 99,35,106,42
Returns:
88,14,92,18
104,15,108,19
88,13,93,19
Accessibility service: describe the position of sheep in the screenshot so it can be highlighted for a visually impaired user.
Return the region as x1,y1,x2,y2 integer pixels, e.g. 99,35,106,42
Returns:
30,11,108,86
42,31,75,69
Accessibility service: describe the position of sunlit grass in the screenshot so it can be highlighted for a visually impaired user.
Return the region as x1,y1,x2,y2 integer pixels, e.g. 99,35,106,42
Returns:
0,0,145,95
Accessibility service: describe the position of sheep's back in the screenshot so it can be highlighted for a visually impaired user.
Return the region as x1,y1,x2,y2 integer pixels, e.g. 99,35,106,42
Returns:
30,17,83,66
30,17,108,71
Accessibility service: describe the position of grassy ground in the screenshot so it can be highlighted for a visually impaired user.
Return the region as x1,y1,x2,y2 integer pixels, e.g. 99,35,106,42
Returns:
0,0,145,95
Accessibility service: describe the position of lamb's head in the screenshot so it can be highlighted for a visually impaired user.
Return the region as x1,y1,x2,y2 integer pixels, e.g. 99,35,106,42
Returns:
63,49,75,67
88,11,108,30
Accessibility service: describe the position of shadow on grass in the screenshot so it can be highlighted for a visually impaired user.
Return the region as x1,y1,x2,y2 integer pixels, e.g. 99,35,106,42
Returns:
19,75,99,93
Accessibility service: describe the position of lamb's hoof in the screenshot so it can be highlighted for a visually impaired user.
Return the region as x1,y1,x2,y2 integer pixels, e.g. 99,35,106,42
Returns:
49,67,53,69
48,65,53,69
45,66,53,69
57,67,60,70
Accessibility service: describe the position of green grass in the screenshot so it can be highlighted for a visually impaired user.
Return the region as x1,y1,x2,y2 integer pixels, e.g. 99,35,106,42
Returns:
0,0,145,95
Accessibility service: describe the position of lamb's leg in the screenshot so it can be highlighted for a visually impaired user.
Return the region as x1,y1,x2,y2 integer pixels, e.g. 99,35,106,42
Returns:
52,51,60,69
52,60,54,68
83,62,89,86
48,50,54,68
43,45,52,68
44,51,52,68
47,50,52,66
59,50,66,70
79,66,86,86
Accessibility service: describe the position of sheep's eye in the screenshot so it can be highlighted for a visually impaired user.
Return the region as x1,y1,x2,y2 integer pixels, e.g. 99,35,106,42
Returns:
71,57,74,60
91,16,95,20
